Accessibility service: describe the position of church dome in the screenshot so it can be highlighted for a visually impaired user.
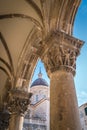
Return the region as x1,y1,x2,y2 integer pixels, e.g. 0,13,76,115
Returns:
31,70,48,87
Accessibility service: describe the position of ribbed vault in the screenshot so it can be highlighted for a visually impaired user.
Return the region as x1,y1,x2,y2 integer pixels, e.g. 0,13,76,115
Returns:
0,0,81,103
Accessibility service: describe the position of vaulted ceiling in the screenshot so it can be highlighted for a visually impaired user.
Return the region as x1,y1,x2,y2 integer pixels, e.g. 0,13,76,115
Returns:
0,0,81,103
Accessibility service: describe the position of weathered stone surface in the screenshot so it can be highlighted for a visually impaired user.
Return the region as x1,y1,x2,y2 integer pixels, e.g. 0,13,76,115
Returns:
9,114,24,130
42,31,83,76
50,71,81,130
6,89,32,130
0,1,84,130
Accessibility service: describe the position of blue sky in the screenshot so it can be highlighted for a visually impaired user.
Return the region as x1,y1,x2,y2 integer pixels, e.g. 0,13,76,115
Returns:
73,0,87,106
31,0,87,107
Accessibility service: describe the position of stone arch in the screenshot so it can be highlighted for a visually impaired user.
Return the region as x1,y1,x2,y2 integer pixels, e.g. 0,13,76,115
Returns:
0,0,84,130
0,0,82,90
15,27,43,90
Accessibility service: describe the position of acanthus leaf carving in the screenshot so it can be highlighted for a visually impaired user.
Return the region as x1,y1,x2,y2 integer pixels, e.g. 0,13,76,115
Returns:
42,31,84,76
43,44,78,76
7,89,32,116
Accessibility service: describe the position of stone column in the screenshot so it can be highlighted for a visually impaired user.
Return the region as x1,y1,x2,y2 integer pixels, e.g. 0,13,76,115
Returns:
6,89,32,130
50,71,81,130
9,114,24,130
42,31,84,130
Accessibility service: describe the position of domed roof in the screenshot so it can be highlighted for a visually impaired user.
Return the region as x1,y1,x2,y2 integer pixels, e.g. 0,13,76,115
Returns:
31,70,48,87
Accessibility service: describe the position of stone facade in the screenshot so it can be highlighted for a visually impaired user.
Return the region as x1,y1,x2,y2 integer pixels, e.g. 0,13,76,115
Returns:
23,72,50,130
79,103,87,130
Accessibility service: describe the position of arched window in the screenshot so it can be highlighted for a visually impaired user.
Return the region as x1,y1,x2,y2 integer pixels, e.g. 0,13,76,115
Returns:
84,107,87,115
36,95,38,102
43,95,46,98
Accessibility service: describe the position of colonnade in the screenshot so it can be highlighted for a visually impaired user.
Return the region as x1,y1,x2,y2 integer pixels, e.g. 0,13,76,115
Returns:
0,31,83,130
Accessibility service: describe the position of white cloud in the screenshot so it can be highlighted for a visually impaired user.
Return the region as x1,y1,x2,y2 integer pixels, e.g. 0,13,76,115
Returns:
77,91,87,106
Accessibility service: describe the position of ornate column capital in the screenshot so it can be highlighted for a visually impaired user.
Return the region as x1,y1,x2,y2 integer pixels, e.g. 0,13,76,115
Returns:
7,89,32,116
42,30,84,76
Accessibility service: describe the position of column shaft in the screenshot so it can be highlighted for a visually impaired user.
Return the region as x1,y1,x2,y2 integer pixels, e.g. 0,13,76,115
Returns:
50,71,81,130
9,114,24,130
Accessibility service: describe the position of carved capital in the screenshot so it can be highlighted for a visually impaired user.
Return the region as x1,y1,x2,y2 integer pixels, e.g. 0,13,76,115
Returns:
7,89,32,116
42,31,84,76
